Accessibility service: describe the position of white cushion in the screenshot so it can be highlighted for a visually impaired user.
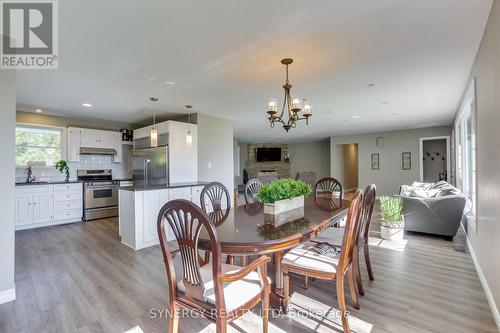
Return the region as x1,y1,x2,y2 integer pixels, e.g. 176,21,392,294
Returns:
283,241,340,274
177,262,265,311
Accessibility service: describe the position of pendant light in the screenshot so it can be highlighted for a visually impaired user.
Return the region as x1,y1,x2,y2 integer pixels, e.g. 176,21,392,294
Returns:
185,105,193,147
150,97,158,147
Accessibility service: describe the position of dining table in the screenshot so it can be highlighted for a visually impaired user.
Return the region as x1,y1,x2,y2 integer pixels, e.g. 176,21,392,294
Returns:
198,196,351,309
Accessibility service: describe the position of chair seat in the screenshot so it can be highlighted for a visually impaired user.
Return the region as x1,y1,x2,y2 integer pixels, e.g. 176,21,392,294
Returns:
314,228,345,246
283,241,340,274
177,262,266,312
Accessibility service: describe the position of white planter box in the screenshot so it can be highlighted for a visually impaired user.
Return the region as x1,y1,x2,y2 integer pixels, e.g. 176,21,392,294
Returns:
264,195,304,215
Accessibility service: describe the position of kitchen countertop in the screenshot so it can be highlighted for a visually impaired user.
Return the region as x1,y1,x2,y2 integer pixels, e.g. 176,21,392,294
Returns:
119,181,209,191
15,180,83,186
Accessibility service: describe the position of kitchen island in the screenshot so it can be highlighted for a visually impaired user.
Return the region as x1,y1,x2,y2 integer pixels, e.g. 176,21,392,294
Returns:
118,182,208,250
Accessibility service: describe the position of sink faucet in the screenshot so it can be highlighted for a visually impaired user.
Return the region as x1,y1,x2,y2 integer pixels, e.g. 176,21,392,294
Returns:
27,166,35,183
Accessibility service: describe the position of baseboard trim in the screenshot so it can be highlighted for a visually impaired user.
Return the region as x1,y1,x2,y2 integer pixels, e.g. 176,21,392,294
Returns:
0,287,16,304
464,228,500,330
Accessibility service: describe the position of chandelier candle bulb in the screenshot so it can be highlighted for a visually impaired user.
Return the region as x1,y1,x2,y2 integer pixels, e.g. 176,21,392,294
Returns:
268,98,278,113
303,100,312,114
291,95,302,110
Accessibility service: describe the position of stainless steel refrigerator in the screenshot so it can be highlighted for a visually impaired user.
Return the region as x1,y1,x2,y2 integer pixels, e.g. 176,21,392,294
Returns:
133,146,169,186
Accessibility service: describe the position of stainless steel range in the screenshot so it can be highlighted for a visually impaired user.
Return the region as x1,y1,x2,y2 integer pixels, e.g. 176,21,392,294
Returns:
78,169,119,220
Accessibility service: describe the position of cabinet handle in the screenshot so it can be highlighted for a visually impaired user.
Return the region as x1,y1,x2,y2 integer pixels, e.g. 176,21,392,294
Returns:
33,202,37,205
28,202,32,205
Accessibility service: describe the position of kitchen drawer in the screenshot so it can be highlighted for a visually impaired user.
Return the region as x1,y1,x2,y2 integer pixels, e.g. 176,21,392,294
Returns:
53,209,82,221
53,191,82,202
54,200,82,211
16,185,52,193
53,183,82,192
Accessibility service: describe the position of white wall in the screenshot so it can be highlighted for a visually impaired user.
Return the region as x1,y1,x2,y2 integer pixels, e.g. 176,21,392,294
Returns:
330,126,451,195
197,113,234,202
288,139,331,180
0,68,16,303
456,1,500,328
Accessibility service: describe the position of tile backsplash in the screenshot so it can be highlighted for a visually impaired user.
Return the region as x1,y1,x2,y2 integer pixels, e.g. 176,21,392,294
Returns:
16,146,133,183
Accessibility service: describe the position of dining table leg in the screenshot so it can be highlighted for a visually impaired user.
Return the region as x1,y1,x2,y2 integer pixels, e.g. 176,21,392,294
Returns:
270,251,285,310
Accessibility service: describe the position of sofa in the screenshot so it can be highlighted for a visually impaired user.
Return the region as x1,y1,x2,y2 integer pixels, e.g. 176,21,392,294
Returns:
398,181,466,239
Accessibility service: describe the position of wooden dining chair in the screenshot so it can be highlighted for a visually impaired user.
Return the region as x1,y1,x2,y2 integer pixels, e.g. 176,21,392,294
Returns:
201,182,231,213
282,189,364,333
244,178,263,204
157,199,271,333
354,184,376,295
313,184,377,297
315,177,343,201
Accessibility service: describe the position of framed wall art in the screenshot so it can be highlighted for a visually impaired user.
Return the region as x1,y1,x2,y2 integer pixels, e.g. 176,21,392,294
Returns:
371,153,380,170
402,152,411,170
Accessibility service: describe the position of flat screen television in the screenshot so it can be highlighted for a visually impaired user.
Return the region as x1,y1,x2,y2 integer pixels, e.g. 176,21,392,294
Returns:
256,148,281,162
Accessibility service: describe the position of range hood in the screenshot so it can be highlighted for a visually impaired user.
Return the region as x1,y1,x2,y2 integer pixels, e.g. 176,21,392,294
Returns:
80,147,117,155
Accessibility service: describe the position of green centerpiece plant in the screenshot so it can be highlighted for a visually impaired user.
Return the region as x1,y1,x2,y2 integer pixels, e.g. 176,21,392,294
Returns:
257,179,312,217
55,160,71,182
379,196,404,240
257,178,312,204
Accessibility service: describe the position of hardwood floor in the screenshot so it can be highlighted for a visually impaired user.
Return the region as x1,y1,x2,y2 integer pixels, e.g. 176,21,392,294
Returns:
0,216,497,333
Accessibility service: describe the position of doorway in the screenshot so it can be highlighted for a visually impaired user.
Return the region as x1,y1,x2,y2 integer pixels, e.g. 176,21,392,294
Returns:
339,143,359,192
420,136,450,183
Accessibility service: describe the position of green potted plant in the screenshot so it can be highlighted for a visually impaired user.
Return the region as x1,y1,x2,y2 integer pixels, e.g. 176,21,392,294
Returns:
379,196,404,241
257,179,312,216
55,160,71,182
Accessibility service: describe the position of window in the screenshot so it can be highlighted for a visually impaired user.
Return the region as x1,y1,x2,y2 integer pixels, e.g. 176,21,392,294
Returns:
16,124,64,166
455,79,477,232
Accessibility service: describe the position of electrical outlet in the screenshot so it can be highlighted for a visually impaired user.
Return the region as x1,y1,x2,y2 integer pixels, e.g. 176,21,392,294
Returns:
208,162,212,169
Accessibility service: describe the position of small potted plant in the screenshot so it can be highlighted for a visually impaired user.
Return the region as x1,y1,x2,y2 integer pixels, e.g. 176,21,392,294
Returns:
55,160,71,182
257,179,312,215
379,196,404,241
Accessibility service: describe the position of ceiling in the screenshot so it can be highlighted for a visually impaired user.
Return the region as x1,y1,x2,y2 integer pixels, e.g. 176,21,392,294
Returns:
16,0,493,143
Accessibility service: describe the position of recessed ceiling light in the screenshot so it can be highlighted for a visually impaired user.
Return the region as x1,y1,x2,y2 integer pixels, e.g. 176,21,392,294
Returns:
164,80,176,85
366,83,376,87
382,101,389,105
326,110,333,114
35,109,43,113
392,112,398,116
82,103,93,108
352,115,361,119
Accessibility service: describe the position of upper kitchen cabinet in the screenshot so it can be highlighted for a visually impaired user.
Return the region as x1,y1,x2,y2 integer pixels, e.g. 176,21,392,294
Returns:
133,120,197,183
81,128,114,148
67,127,124,163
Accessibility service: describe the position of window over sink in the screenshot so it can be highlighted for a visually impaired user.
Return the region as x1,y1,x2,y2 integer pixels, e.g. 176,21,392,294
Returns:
16,124,65,167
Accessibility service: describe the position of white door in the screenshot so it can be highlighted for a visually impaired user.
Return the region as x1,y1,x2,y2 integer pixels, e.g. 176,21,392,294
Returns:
33,192,53,224
15,193,33,226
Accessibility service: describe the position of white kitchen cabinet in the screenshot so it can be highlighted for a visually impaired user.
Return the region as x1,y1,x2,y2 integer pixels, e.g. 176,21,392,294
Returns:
113,132,123,163
15,184,83,230
142,189,171,245
33,192,53,224
80,128,114,148
67,127,81,162
15,193,32,227
119,185,206,250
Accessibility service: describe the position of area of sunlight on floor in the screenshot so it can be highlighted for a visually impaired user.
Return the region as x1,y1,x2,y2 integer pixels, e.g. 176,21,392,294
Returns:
123,326,145,333
367,237,408,252
289,292,373,333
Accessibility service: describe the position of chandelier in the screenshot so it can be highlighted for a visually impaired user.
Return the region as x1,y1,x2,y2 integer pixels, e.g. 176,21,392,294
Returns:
267,58,312,132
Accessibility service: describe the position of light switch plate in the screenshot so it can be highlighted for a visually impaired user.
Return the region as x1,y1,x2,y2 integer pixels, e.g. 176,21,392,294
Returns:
208,162,212,169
